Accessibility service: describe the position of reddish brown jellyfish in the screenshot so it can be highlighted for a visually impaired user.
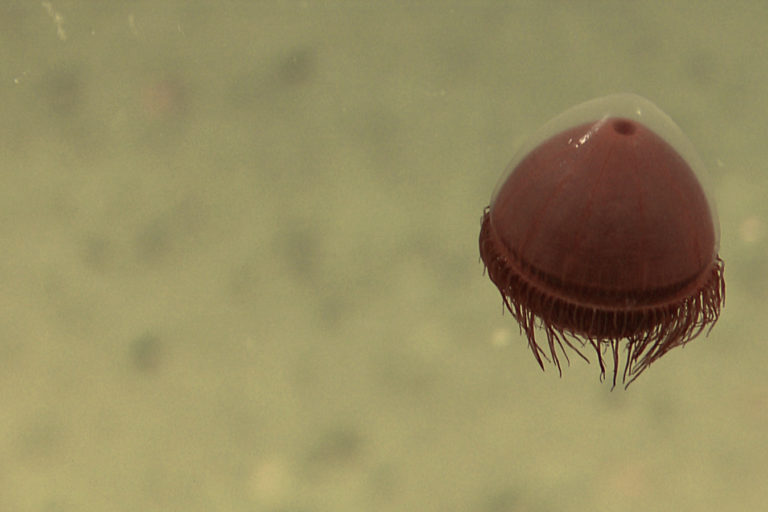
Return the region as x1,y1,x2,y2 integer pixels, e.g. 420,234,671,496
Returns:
479,94,724,387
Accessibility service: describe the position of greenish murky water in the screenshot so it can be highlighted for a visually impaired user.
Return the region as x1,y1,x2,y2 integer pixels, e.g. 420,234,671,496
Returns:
2,2,766,511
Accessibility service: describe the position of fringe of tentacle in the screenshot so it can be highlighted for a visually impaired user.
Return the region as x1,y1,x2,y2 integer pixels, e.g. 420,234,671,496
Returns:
480,211,725,388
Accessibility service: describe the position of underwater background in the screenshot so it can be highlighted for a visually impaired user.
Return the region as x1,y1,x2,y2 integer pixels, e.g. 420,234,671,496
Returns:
1,2,766,511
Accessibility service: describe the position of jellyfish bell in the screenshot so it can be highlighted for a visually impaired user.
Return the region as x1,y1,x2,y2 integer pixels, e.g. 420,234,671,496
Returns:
479,93,724,387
